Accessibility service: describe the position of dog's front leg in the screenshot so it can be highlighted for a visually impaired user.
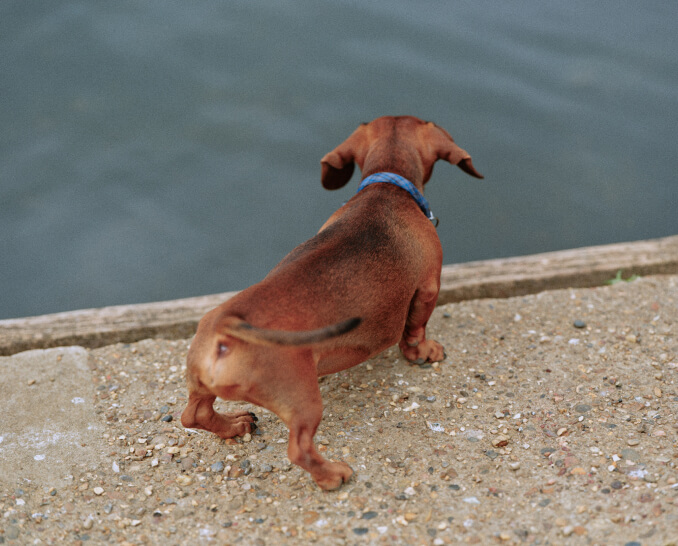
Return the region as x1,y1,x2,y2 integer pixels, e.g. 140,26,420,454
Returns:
399,278,446,364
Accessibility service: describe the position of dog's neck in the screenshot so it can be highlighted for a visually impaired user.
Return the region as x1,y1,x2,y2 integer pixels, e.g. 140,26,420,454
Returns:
356,172,438,226
360,144,427,189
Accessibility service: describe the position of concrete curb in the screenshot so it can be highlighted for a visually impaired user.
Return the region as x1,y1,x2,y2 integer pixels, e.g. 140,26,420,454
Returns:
1,234,677,356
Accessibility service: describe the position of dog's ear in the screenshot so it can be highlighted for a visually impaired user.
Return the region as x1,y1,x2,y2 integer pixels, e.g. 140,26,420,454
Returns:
432,124,484,179
320,153,355,190
320,125,366,189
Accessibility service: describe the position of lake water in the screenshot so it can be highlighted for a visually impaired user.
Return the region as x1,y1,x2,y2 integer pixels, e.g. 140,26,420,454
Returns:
2,1,677,319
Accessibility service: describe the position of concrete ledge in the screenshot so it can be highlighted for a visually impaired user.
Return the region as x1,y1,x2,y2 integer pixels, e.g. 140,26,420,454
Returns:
1,234,677,356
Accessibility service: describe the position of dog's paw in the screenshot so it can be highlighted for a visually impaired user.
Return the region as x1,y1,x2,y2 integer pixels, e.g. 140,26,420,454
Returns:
313,461,354,491
209,411,259,439
400,339,446,364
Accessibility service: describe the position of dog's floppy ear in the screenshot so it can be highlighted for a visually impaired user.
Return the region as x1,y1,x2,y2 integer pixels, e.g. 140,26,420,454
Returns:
320,125,366,189
432,124,484,179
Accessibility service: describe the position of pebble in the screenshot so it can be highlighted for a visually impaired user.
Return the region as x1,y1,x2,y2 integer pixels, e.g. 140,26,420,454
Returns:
93,487,104,496
211,461,225,473
491,435,509,447
627,439,640,446
176,475,193,486
573,320,586,328
620,448,640,461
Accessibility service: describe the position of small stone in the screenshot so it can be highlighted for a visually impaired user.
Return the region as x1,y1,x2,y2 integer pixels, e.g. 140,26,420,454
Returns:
211,461,225,473
509,462,521,471
93,487,104,496
557,427,568,437
491,435,509,448
654,387,662,398
620,449,640,464
353,528,369,535
495,411,504,419
242,433,252,443
176,475,193,486
574,404,592,414
573,320,586,329
83,517,94,530
627,438,640,446
161,415,173,422
362,511,378,520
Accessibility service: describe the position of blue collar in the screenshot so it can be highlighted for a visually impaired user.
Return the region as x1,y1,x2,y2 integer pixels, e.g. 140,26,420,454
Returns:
356,172,438,226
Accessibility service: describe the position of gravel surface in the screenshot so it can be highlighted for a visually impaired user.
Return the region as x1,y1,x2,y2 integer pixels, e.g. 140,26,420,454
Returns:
1,275,677,545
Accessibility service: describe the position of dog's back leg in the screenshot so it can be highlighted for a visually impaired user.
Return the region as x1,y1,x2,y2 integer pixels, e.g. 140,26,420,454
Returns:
180,389,257,438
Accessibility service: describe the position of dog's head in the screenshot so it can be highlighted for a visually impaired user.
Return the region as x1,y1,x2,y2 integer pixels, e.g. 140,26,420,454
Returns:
320,115,483,190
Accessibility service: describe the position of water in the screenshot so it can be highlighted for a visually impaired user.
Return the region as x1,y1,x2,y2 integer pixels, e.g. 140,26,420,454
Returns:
1,1,676,319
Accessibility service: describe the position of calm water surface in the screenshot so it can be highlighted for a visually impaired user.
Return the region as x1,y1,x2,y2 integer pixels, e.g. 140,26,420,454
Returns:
1,1,677,319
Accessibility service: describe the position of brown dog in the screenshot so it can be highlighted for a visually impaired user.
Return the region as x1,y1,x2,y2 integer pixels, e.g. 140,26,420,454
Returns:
181,116,483,490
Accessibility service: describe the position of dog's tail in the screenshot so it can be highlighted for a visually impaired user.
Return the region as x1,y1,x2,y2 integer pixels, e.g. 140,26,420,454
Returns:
220,316,361,347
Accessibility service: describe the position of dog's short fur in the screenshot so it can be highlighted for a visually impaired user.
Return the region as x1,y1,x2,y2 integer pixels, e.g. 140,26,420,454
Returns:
181,116,482,489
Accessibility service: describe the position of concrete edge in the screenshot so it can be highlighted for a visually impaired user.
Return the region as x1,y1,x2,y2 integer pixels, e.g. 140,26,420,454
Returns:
1,234,677,356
